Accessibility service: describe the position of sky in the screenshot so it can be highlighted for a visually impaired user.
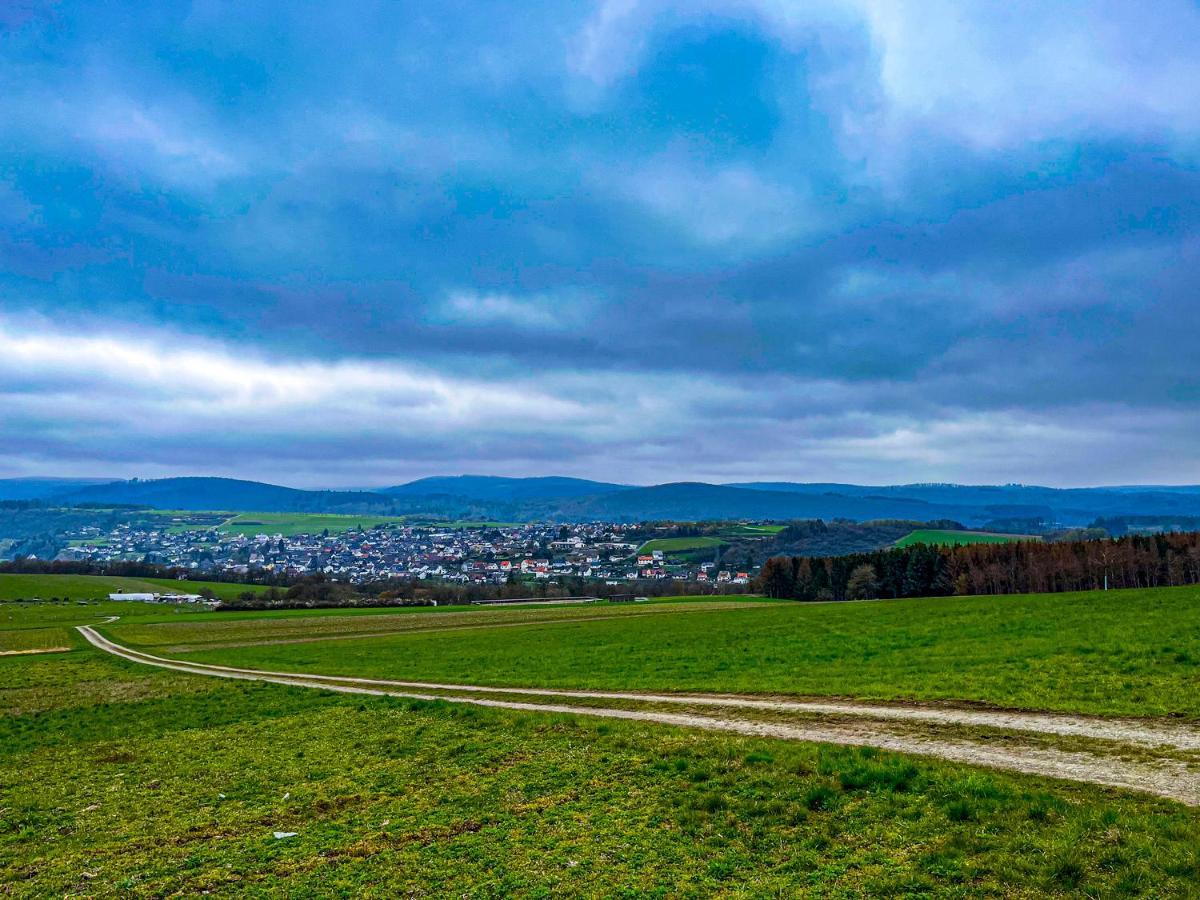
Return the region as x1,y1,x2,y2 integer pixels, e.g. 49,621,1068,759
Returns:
2,0,1200,488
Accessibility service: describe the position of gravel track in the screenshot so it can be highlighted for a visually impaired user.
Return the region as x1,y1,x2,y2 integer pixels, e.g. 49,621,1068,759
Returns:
78,624,1200,805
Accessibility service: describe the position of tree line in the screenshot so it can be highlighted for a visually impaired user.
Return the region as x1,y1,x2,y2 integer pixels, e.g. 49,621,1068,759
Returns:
218,573,749,610
0,558,292,586
755,532,1200,601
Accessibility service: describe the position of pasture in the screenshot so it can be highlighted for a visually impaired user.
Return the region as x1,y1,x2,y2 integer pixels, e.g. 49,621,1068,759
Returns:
638,535,727,554
726,524,787,535
0,574,275,602
3,599,1200,895
216,513,517,535
894,528,1038,548
217,512,407,536
639,525,785,557
135,585,1200,719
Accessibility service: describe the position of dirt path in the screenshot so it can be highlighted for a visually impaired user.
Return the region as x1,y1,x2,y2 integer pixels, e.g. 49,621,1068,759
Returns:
0,646,71,656
107,635,1200,752
77,624,1200,805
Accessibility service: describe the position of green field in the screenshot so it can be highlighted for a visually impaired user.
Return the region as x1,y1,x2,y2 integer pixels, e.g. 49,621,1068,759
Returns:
894,529,1039,548
638,525,785,557
638,535,727,555
133,585,1200,720
217,512,408,536
4,599,1200,895
107,600,778,654
725,524,787,536
216,513,519,535
0,574,273,602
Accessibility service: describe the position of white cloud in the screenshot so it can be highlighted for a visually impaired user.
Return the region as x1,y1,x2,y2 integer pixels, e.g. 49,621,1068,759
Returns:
571,0,1200,158
4,316,1200,487
0,317,585,434
851,0,1200,150
606,157,813,251
437,290,588,331
82,99,241,181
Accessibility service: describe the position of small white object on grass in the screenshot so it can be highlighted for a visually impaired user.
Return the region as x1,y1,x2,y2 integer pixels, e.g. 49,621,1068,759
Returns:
273,832,298,840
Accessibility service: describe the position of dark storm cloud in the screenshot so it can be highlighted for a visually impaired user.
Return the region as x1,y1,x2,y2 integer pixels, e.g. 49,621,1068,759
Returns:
2,0,1200,484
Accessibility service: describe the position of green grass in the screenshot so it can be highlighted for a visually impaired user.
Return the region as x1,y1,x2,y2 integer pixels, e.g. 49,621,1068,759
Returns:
2,640,1199,895
895,528,1039,548
217,513,520,536
147,585,1200,719
639,536,727,555
0,627,74,653
724,524,786,536
0,574,274,602
108,600,779,654
426,520,521,529
217,512,409,536
0,597,250,650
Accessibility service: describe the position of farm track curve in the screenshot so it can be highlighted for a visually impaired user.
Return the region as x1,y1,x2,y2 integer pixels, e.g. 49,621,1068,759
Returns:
78,623,1200,806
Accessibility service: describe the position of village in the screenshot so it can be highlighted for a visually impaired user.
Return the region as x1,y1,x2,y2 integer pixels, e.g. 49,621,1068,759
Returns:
54,521,754,587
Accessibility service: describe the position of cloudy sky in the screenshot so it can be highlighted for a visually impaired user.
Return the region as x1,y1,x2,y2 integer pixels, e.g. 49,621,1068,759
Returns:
3,1,1199,487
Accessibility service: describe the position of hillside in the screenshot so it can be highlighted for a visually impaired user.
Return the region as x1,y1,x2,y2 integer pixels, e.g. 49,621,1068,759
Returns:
0,478,113,501
8,474,1200,525
384,475,627,500
555,482,971,523
729,481,1200,522
55,478,397,514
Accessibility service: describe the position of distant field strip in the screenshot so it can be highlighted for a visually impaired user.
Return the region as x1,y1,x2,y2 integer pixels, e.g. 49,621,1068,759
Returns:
638,536,727,554
78,625,1200,805
894,529,1039,548
727,524,786,535
218,512,409,536
114,600,779,652
0,574,274,601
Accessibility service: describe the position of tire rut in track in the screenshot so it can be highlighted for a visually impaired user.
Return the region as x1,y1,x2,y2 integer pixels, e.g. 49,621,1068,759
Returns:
77,624,1200,806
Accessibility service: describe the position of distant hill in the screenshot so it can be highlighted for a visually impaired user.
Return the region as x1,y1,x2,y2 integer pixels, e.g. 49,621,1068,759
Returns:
549,482,974,523
0,478,114,502
10,474,1200,525
385,475,627,501
727,481,1200,521
53,477,397,514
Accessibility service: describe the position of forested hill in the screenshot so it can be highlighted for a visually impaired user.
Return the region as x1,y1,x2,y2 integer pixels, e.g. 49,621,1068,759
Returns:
52,478,398,513
384,476,627,500
4,475,1200,526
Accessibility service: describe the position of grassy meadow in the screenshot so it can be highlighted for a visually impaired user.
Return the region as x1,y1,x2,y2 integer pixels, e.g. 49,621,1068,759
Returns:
0,574,274,603
0,597,235,653
726,524,787,536
894,529,1038,548
106,599,778,654
124,585,1200,719
3,601,1200,896
215,513,519,536
216,512,408,536
638,535,727,554
638,525,786,558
